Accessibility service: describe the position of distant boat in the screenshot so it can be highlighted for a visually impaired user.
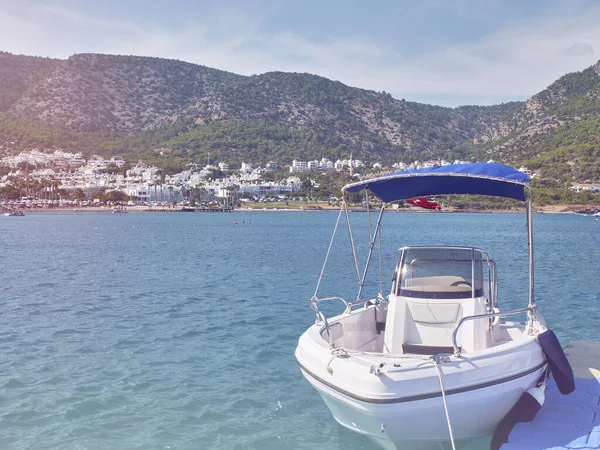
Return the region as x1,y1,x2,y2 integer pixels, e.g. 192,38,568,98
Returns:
4,209,25,216
406,196,442,210
113,206,128,214
574,209,599,216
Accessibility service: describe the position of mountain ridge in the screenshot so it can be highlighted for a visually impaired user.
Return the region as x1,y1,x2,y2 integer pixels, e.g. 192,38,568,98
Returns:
1,51,600,182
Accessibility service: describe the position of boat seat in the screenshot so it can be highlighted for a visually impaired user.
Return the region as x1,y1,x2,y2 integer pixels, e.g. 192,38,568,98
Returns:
383,294,488,355
403,299,461,350
407,300,460,324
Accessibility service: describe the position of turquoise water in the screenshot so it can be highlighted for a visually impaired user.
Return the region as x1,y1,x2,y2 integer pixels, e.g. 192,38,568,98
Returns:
0,211,598,450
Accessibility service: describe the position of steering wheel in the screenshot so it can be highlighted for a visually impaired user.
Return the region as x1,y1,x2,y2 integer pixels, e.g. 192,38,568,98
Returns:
451,280,472,287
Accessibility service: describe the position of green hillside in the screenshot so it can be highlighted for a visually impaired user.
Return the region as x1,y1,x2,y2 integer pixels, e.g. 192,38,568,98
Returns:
1,51,600,193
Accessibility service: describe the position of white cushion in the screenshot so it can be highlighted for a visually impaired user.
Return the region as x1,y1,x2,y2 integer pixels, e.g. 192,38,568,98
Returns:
407,301,461,324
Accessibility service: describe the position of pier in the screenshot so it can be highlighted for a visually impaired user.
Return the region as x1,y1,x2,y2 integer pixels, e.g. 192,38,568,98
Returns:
180,207,234,212
502,340,600,449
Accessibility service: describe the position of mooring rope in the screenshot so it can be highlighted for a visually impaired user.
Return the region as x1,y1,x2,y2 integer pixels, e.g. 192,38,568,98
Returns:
327,347,457,450
431,356,457,450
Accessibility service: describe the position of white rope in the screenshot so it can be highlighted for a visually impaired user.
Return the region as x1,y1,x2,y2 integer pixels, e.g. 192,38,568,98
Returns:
326,348,350,374
313,205,344,298
431,357,457,450
328,347,457,450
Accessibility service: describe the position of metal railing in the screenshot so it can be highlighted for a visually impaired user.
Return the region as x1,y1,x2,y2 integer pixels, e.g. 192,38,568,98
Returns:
451,306,534,356
310,296,351,314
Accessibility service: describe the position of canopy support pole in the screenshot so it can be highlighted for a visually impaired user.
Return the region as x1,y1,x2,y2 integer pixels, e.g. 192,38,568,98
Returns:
356,204,385,301
378,208,384,297
526,192,535,308
344,198,361,283
526,190,535,331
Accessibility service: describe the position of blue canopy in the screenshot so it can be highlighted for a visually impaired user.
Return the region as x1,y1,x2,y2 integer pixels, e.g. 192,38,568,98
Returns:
343,163,530,202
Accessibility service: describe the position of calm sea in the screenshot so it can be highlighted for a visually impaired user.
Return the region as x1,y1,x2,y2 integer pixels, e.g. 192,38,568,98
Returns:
0,211,598,450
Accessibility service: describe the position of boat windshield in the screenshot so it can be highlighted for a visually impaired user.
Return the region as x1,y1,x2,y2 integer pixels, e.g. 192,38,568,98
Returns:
396,247,485,299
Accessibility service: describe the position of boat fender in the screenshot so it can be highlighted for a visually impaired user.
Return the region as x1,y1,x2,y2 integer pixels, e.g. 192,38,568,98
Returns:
490,384,544,450
537,329,575,395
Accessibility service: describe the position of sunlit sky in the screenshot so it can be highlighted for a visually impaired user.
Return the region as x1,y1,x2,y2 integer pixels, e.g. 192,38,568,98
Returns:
2,0,600,106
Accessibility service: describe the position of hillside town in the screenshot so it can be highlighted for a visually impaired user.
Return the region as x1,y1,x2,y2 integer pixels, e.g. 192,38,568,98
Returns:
0,149,590,210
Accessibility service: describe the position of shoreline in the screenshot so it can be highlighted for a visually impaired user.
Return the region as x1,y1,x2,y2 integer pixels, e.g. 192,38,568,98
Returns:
5,204,596,214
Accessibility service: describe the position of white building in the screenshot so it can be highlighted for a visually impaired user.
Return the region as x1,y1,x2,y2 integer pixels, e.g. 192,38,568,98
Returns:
334,160,347,171
421,160,441,169
319,158,334,171
166,170,191,185
571,183,600,192
87,155,108,170
290,160,308,173
110,156,125,168
54,151,86,168
307,160,319,171
218,162,229,171
30,168,57,178
127,164,148,177
127,184,182,203
333,159,365,171
1,150,86,168
518,166,533,177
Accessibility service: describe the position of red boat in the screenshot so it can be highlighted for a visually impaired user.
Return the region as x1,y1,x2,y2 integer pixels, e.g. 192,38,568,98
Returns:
406,197,441,210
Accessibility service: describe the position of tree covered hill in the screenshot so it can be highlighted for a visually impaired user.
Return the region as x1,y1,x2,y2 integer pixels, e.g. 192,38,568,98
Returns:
6,53,243,135
1,51,600,183
0,52,62,111
1,52,523,165
479,61,600,182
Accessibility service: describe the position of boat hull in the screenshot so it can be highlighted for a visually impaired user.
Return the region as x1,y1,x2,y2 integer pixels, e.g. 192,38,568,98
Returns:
301,362,545,448
296,316,546,449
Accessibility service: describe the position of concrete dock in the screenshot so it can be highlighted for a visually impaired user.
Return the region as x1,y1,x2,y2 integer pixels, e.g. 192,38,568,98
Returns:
502,340,600,449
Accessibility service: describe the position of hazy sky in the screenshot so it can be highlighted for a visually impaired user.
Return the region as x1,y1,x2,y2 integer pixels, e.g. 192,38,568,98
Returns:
2,0,600,106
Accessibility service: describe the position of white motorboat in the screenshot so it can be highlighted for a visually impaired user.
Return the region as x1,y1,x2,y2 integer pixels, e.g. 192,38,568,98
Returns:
295,163,573,449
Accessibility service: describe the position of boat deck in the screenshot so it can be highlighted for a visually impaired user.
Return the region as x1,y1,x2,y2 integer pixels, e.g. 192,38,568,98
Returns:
502,340,600,449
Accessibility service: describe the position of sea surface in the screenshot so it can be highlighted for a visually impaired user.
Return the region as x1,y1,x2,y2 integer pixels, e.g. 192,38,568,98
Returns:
0,211,598,450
